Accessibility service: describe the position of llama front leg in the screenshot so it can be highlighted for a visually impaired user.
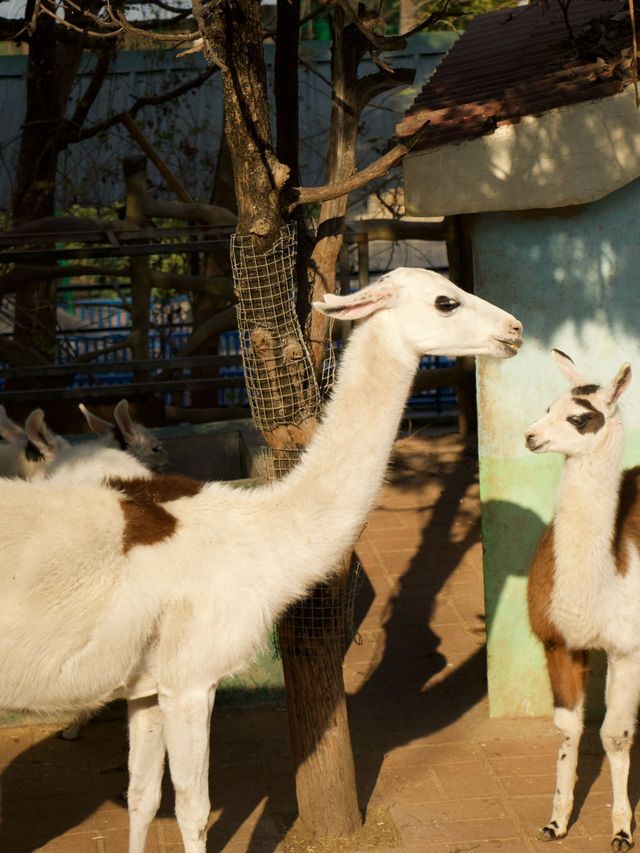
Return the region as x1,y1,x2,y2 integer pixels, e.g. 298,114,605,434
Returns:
159,684,216,853
601,655,640,852
540,646,588,841
127,696,166,853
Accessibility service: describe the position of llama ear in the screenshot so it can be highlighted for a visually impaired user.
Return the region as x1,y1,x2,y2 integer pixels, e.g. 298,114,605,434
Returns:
312,283,396,321
79,403,114,438
551,349,587,385
606,363,631,406
0,406,25,443
24,409,62,459
113,399,139,446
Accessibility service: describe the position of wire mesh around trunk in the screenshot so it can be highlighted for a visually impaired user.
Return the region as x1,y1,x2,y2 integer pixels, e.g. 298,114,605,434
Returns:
230,223,322,432
230,223,361,658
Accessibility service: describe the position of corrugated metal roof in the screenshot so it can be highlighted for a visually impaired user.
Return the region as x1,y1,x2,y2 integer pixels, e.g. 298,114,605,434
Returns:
396,0,636,149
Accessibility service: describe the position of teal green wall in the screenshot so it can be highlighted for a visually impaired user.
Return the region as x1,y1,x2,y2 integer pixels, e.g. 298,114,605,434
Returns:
473,180,640,717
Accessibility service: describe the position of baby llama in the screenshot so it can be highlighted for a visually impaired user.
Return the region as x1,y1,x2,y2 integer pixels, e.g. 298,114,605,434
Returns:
0,268,522,853
527,349,636,852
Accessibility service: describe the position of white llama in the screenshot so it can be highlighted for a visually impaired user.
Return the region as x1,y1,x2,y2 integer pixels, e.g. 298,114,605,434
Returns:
79,399,169,471
0,406,68,479
527,349,636,852
23,402,165,484
0,268,522,853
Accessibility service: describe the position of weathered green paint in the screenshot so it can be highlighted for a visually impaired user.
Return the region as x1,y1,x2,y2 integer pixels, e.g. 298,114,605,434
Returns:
473,179,640,717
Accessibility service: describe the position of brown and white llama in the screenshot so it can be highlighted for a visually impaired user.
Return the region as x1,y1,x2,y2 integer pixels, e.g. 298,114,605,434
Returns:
527,349,636,852
0,268,522,853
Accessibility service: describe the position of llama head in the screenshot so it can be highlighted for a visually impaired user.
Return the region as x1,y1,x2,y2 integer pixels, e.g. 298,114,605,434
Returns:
113,400,168,472
524,350,631,458
23,409,70,464
80,400,168,471
312,267,523,359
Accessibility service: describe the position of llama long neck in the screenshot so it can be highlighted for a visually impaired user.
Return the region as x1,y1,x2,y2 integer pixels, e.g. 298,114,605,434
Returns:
278,311,418,561
552,420,624,597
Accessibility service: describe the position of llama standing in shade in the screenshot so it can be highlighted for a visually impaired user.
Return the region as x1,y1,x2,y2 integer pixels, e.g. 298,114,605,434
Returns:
0,268,522,853
527,349,637,852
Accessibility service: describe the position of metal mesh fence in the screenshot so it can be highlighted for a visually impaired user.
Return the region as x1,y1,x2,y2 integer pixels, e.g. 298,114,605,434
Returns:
230,223,322,431
229,224,362,657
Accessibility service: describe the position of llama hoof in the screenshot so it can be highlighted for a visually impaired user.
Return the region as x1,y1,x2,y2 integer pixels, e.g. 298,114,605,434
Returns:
57,727,83,741
612,831,633,852
538,824,566,842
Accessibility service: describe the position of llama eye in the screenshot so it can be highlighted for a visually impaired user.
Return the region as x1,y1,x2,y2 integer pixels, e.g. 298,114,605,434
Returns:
435,295,460,314
567,415,588,429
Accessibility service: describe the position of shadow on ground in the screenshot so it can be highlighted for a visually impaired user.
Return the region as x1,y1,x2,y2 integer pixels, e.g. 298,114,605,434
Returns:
0,431,629,851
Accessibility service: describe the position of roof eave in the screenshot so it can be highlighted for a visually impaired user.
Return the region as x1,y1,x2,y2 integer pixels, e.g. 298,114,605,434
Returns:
403,87,640,217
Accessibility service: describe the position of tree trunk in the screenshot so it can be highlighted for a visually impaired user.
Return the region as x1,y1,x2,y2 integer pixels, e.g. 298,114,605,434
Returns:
10,9,73,358
275,5,362,838
193,0,362,838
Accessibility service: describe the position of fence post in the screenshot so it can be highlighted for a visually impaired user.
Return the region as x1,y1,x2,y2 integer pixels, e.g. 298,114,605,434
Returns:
123,156,152,380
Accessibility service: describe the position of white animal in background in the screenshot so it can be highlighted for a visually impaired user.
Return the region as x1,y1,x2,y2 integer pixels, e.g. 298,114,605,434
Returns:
0,268,522,853
80,399,169,472
0,406,68,479
527,350,637,852
22,400,166,485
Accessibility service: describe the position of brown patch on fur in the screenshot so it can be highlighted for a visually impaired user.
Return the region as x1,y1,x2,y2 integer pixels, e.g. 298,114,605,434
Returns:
572,384,600,396
528,525,590,708
528,524,561,646
107,475,203,503
108,475,204,553
613,466,640,577
545,645,589,710
570,398,605,433
119,499,177,553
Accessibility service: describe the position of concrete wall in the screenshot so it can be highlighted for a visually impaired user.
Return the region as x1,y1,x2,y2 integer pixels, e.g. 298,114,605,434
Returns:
473,179,640,717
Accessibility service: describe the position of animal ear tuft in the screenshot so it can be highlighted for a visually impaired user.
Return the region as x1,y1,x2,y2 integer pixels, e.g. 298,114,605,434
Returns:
24,409,61,458
312,282,396,321
607,363,632,406
79,403,114,437
551,349,587,385
114,399,139,445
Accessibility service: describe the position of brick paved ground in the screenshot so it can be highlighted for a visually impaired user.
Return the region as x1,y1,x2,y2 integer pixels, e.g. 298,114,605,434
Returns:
0,430,632,852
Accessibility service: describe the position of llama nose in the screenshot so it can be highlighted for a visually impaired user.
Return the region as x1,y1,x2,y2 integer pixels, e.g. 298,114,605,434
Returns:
510,319,523,338
524,432,537,450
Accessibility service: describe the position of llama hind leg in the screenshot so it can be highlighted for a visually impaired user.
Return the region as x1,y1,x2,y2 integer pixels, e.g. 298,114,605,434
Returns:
159,684,216,853
601,655,640,852
127,696,166,853
540,646,588,841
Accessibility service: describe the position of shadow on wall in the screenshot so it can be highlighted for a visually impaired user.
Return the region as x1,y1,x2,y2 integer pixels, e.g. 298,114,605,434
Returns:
474,178,640,359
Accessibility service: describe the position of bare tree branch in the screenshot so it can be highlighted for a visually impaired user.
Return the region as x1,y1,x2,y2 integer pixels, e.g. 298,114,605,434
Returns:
288,135,423,212
356,66,415,112
107,5,198,43
31,0,122,38
70,40,117,129
0,16,29,39
60,64,219,148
